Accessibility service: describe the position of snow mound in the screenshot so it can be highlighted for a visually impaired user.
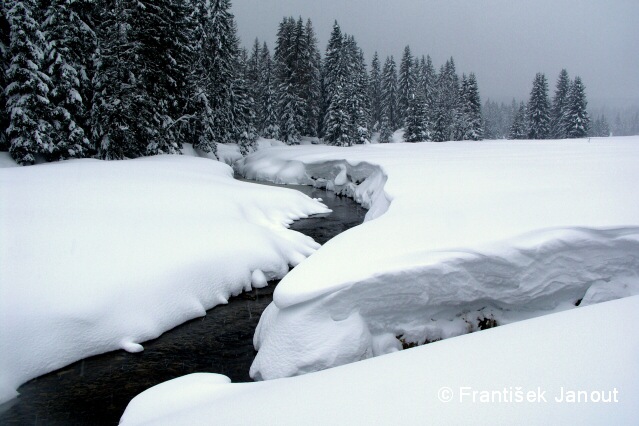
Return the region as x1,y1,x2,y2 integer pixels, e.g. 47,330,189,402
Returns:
0,155,329,404
121,295,639,425
234,138,639,380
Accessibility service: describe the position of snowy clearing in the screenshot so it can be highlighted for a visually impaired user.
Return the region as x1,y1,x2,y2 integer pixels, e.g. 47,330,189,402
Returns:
234,137,639,380
0,155,329,405
121,295,639,425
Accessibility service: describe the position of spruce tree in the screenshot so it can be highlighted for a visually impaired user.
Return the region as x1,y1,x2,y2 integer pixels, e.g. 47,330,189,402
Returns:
43,0,96,160
403,93,427,142
380,56,398,131
189,0,243,155
301,18,321,137
5,0,53,164
274,17,303,144
93,0,195,159
527,72,550,139
565,76,589,138
397,45,413,126
324,33,368,146
483,100,499,140
431,58,459,142
0,4,10,150
321,20,343,138
369,52,382,132
257,42,280,139
234,49,258,154
509,102,528,139
590,114,610,137
550,69,570,139
463,73,483,140
420,55,436,139
247,38,262,125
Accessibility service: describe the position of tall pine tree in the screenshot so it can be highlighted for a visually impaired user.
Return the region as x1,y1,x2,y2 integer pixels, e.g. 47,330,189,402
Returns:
43,0,96,160
379,55,398,141
462,73,483,140
257,42,279,139
527,72,550,139
369,52,382,132
550,69,570,139
5,0,53,164
565,76,589,138
0,3,10,150
397,45,413,126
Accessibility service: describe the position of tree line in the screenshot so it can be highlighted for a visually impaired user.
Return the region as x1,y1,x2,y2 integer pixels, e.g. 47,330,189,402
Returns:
0,0,488,166
483,69,619,140
1,1,614,167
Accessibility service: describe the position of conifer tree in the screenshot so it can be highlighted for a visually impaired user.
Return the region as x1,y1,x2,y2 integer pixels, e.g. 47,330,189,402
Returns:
397,45,413,126
420,55,436,138
369,52,382,132
550,69,570,139
247,38,262,123
321,20,343,138
234,49,258,154
509,102,528,139
301,18,321,137
274,17,303,144
431,58,459,142
92,0,195,159
380,56,398,132
590,114,610,137
257,42,280,139
43,0,96,160
462,73,483,140
5,0,53,164
323,33,369,146
0,4,10,150
188,0,243,155
527,72,550,139
403,93,427,142
565,76,589,138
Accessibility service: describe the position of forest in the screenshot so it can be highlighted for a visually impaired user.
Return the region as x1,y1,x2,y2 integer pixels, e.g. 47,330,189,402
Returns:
0,0,627,167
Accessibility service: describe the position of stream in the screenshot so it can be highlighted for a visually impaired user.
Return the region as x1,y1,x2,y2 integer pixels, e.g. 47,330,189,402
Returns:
0,181,366,426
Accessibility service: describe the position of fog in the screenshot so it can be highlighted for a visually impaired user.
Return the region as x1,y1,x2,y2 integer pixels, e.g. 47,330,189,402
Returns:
233,0,639,106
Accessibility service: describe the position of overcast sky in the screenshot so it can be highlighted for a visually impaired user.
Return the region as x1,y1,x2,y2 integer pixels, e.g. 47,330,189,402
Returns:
232,0,639,107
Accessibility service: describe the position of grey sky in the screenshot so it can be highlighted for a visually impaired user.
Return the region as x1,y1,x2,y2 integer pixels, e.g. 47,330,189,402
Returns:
233,0,639,106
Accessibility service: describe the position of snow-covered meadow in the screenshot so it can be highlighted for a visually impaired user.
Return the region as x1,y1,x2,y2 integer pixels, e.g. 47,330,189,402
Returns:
1,136,638,423
233,137,639,380
0,154,329,404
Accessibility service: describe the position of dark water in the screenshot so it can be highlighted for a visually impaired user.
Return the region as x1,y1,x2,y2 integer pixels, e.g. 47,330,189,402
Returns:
0,182,365,426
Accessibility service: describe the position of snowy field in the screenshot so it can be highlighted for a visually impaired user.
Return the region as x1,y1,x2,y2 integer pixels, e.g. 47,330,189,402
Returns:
121,295,639,425
0,154,329,404
233,137,639,381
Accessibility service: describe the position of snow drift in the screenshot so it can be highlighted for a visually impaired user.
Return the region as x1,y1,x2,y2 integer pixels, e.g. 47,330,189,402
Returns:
121,295,639,425
233,138,639,380
0,155,329,404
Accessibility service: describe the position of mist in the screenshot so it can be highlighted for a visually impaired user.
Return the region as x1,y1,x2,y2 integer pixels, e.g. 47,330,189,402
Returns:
233,0,639,106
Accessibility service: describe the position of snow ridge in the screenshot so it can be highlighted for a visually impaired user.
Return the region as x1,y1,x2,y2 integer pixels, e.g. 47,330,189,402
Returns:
236,140,639,381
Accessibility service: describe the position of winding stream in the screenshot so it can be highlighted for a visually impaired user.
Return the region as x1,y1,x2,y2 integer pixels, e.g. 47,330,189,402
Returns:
0,182,366,426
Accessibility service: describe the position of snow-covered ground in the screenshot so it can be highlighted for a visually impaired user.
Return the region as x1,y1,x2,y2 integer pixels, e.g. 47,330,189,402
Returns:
0,154,329,405
121,295,639,425
233,137,639,380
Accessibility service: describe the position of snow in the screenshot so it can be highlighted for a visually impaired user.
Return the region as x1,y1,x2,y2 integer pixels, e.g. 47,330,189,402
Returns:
0,155,329,405
121,295,639,425
233,137,639,380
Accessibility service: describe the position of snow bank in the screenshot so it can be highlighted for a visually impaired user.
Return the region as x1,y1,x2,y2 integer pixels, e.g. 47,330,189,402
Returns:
121,295,639,425
0,155,329,404
233,138,639,380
